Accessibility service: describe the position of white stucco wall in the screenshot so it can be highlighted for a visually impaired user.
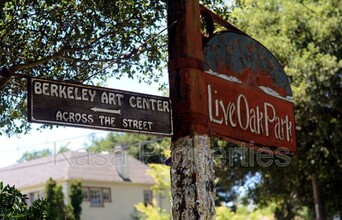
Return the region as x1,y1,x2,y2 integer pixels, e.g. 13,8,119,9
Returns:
81,181,153,220
20,180,69,206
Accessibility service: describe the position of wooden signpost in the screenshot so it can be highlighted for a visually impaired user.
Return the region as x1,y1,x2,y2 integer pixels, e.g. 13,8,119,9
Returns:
28,77,173,136
167,1,296,219
167,0,215,219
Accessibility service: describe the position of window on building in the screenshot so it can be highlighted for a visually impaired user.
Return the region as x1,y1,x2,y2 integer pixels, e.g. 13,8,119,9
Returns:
102,188,111,202
90,188,102,206
82,187,111,207
28,191,43,206
82,188,89,201
143,190,153,206
29,192,35,205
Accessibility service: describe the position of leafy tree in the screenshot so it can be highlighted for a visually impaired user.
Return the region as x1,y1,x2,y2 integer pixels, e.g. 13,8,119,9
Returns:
17,148,52,163
146,164,171,198
69,180,83,220
214,0,341,219
0,179,80,220
132,164,171,220
17,145,71,163
45,178,67,220
0,0,227,136
44,178,82,220
0,181,48,219
87,132,171,164
134,202,171,220
216,204,276,220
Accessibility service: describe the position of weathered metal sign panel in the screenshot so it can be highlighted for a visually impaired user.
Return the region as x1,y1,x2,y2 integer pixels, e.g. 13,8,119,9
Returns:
28,78,173,136
204,31,296,151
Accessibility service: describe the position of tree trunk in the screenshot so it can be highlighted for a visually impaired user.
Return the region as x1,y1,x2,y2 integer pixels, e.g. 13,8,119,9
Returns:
312,173,326,220
171,134,215,219
167,0,216,218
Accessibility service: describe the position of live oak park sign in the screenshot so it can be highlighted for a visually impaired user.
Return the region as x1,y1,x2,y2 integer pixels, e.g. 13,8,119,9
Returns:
204,31,296,151
28,78,173,136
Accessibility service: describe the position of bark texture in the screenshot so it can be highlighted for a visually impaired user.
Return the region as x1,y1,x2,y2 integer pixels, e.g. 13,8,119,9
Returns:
171,134,215,219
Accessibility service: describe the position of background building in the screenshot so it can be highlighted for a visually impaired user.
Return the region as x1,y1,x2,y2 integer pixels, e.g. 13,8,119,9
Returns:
0,150,170,220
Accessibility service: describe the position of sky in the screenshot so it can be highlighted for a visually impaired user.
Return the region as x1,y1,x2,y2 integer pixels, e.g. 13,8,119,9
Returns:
0,75,168,168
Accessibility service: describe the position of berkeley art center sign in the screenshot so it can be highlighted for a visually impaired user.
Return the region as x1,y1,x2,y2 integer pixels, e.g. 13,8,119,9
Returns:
204,31,296,151
28,78,173,136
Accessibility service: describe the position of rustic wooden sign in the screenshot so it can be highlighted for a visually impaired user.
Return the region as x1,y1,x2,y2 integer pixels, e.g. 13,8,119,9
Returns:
203,31,296,151
28,78,173,136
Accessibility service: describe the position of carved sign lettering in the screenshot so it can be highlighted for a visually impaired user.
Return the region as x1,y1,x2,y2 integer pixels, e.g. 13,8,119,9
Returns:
206,74,295,151
204,31,296,151
28,78,173,136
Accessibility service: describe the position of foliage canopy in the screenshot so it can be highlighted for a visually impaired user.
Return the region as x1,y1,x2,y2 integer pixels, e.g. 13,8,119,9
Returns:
87,132,170,164
0,178,83,219
0,0,226,136
215,0,341,218
0,181,47,219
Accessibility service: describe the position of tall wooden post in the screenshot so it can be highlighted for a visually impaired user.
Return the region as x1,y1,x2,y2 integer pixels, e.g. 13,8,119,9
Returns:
312,173,326,220
167,0,215,219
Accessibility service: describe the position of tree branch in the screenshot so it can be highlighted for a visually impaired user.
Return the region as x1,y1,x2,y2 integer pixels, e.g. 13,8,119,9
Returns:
10,51,64,72
0,68,12,90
